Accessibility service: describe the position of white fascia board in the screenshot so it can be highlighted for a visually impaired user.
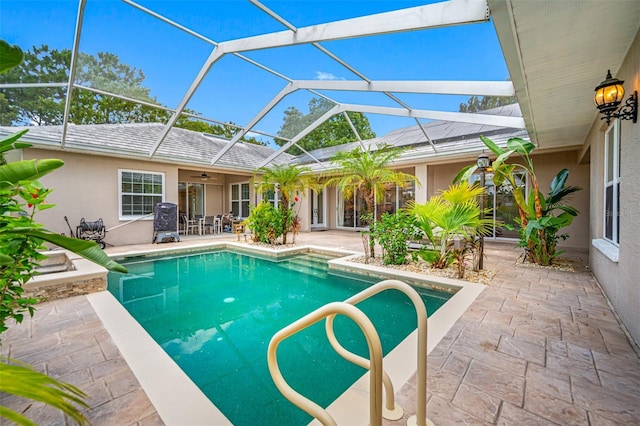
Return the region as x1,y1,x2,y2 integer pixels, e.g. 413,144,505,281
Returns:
487,0,537,144
258,105,342,168
219,0,489,53
341,103,526,128
292,80,514,96
209,83,295,165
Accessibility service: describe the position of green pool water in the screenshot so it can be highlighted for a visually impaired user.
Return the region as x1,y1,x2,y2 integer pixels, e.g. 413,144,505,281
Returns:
107,250,453,425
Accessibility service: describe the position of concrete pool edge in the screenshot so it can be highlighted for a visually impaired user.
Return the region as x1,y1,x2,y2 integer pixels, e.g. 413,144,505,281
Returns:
101,244,485,425
108,241,359,262
87,291,232,426
315,257,486,425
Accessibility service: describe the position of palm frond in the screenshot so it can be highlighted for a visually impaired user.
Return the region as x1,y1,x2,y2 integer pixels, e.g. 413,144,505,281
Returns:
0,358,89,425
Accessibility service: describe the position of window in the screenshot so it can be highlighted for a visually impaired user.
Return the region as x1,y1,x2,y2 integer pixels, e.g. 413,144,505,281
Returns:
262,188,277,207
119,170,164,219
604,119,621,245
469,170,526,239
231,183,250,218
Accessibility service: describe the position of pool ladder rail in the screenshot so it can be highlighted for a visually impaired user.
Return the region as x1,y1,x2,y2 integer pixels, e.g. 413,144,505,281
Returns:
267,279,434,426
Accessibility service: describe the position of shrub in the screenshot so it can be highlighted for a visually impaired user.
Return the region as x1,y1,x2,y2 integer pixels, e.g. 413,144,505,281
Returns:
372,212,421,265
406,181,493,278
244,201,284,244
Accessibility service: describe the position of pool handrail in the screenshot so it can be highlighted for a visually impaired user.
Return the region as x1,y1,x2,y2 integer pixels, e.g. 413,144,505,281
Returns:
337,279,432,426
268,279,433,426
267,301,384,426
325,314,404,420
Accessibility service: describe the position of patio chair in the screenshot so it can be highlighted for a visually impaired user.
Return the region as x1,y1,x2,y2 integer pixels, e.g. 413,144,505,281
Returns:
181,214,199,235
215,214,223,234
202,216,218,234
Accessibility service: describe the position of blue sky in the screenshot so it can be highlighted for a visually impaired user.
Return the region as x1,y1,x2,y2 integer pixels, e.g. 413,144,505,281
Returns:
1,0,510,146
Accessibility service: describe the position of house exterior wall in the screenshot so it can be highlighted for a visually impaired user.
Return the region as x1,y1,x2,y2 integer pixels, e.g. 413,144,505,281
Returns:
205,184,224,217
588,29,640,345
24,148,179,246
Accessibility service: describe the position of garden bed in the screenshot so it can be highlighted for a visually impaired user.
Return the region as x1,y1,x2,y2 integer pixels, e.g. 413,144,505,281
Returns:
348,255,496,285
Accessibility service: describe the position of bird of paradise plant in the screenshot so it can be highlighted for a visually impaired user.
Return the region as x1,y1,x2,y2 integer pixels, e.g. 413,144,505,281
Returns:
454,135,581,265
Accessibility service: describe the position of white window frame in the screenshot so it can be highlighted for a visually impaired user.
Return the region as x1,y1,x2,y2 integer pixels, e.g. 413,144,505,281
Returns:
603,119,621,246
118,169,165,220
592,119,621,263
230,182,251,218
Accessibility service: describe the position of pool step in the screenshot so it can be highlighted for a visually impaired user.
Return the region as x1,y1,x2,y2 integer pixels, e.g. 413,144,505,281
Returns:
278,256,329,278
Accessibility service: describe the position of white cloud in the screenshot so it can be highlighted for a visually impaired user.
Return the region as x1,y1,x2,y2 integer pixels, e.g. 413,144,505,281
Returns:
315,71,344,81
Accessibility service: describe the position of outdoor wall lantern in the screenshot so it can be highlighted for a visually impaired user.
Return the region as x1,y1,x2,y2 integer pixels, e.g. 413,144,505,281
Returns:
476,153,490,270
594,70,638,125
476,153,490,170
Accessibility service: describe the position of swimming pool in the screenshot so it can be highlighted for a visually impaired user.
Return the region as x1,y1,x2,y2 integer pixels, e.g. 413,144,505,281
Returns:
107,248,453,425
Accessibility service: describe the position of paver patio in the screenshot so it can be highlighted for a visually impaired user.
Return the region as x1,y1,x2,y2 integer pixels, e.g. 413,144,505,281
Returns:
1,231,639,425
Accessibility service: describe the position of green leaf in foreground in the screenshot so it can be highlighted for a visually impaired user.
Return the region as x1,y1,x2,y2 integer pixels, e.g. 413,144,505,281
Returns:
26,230,127,273
0,40,24,74
0,357,90,426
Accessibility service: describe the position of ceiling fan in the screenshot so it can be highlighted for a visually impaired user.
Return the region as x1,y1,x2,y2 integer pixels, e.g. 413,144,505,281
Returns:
190,172,217,181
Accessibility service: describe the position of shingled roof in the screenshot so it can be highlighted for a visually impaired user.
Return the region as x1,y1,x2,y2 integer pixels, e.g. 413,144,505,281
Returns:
293,104,528,168
1,105,529,173
0,123,294,171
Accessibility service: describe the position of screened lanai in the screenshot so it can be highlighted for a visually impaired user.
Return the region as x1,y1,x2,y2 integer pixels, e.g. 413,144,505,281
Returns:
2,1,640,425
1,0,526,172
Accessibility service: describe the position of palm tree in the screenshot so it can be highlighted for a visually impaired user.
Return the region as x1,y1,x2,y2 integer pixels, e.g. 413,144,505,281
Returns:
254,164,317,244
324,144,415,258
407,181,494,277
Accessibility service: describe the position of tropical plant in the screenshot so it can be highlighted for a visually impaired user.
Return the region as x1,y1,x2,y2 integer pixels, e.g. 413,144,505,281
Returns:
244,201,283,244
454,136,581,265
0,357,90,425
0,40,125,425
0,132,127,333
370,211,422,265
324,144,415,259
406,181,493,278
254,164,316,245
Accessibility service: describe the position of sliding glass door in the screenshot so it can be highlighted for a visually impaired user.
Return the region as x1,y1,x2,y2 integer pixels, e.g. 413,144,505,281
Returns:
337,181,415,229
470,172,525,239
178,182,205,219
310,189,326,228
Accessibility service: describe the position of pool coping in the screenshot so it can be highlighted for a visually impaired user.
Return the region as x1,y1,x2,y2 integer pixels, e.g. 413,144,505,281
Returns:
96,243,485,425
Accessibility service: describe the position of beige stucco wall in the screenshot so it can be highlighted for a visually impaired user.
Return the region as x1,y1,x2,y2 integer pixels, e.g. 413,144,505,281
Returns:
23,149,257,246
588,29,640,345
25,148,179,246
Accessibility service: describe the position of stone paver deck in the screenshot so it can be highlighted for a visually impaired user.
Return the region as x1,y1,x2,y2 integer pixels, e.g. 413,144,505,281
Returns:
1,231,639,425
